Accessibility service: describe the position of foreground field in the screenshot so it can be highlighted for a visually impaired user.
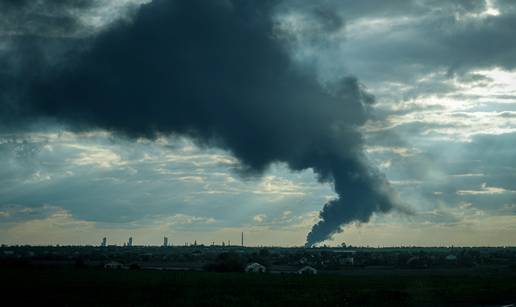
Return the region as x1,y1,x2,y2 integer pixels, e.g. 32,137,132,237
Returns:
2,267,515,306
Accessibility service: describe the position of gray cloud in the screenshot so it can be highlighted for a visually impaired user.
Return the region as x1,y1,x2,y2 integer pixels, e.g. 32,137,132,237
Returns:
0,0,145,38
365,131,516,223
278,0,516,103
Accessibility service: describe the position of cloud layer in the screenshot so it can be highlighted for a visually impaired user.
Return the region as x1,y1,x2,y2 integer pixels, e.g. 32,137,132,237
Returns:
1,0,401,246
1,0,516,246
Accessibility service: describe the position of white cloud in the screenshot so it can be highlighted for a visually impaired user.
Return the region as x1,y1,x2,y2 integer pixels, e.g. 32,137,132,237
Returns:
366,146,421,157
162,214,217,226
457,183,515,195
66,144,125,168
177,176,205,183
253,175,305,197
253,214,267,223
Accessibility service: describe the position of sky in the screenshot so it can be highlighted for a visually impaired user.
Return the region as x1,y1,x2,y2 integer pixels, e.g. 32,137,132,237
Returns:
0,0,515,247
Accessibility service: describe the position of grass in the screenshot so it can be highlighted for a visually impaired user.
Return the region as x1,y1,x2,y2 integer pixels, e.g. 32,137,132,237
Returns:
2,267,515,306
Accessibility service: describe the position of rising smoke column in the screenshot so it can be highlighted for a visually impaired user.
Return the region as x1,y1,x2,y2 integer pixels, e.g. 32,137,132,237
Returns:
2,0,400,246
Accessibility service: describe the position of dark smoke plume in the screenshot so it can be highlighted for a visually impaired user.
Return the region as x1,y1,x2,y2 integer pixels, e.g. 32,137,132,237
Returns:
1,0,400,246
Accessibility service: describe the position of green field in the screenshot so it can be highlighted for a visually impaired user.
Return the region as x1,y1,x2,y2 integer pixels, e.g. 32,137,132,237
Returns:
2,267,515,306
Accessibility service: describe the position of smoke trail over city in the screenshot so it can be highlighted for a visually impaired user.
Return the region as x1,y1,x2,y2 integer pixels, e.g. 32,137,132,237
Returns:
1,0,400,246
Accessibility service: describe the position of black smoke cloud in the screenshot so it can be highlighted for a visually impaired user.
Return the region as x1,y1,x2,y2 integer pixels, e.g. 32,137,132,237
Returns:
1,0,400,246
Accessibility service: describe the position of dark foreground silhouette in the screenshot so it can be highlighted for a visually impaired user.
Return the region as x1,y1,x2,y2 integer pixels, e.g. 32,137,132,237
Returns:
2,267,515,306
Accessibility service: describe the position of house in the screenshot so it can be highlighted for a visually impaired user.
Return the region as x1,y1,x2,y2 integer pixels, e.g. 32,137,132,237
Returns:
339,257,354,265
298,265,317,275
245,262,266,273
445,254,457,261
104,261,125,269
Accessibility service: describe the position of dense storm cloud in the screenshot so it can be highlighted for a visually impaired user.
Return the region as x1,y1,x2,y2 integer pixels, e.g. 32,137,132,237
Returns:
0,0,400,245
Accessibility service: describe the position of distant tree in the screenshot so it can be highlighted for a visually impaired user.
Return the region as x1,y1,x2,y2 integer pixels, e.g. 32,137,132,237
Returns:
74,258,87,268
247,249,271,268
205,252,244,272
259,249,270,258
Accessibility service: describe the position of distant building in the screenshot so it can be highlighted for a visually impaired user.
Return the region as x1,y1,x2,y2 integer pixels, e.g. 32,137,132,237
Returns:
298,266,317,275
101,237,107,247
127,237,133,247
163,237,168,247
104,261,124,269
445,254,457,261
245,262,266,273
